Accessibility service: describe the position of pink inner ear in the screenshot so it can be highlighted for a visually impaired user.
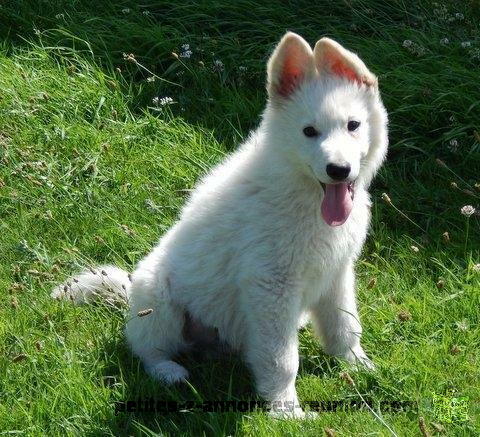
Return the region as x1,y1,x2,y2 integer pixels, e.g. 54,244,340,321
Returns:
277,56,304,97
325,52,361,84
331,60,359,83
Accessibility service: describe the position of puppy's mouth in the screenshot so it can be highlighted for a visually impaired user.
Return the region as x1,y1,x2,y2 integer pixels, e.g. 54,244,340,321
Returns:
319,181,355,199
319,181,355,227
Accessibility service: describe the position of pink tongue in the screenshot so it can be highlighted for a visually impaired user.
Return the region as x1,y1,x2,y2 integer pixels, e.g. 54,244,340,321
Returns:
321,183,353,227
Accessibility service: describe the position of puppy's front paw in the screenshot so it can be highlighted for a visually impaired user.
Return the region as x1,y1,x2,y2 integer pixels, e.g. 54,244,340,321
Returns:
355,354,375,371
342,347,375,371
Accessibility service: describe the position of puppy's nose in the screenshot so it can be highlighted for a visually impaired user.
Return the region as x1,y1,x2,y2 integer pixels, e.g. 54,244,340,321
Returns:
326,163,351,181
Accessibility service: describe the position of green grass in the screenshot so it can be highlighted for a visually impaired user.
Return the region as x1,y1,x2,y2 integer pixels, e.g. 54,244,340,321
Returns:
1,0,479,435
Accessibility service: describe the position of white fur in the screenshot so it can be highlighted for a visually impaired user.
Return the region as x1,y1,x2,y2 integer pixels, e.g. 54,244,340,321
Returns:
52,33,388,418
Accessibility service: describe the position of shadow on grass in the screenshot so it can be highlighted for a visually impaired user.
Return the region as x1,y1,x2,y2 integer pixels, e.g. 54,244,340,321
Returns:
96,329,258,435
90,321,344,434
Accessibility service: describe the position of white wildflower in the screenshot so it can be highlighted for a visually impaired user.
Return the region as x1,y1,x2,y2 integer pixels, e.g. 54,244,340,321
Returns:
179,50,192,58
238,66,247,72
472,263,480,272
146,76,155,83
440,38,450,46
158,97,174,106
410,245,420,253
455,13,464,20
403,40,427,56
461,41,472,48
179,44,193,58
448,138,459,152
460,205,475,217
213,59,224,72
122,8,130,14
455,320,469,331
55,13,64,19
143,10,151,16
152,96,159,105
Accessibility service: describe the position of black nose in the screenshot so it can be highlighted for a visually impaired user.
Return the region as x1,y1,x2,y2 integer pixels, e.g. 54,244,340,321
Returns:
326,163,351,181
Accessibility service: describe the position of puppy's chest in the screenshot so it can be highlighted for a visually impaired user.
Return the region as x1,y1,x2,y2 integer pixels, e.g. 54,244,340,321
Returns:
284,203,369,274
284,208,368,307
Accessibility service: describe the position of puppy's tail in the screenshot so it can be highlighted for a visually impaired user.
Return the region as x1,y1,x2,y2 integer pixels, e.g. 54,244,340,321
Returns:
51,265,131,306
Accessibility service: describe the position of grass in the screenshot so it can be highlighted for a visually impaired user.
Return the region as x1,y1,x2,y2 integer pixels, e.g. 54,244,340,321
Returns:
0,0,479,435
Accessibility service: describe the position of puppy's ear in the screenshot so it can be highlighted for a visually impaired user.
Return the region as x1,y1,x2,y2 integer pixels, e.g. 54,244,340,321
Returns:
314,38,377,87
267,32,315,100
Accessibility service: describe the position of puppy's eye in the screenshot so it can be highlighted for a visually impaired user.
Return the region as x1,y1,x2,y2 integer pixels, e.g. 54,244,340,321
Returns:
347,120,361,132
303,126,319,137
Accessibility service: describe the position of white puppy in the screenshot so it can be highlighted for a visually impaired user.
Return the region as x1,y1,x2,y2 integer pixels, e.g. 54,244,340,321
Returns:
52,32,388,417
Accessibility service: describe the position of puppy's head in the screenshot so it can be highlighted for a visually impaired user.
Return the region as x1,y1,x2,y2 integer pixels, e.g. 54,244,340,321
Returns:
264,32,388,226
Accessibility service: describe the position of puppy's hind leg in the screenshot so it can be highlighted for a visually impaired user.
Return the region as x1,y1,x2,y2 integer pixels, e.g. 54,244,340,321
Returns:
126,276,189,384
